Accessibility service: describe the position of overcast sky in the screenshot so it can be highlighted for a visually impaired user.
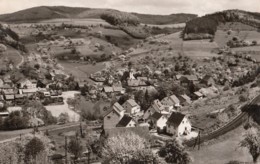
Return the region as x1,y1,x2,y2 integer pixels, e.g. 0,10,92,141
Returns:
0,0,259,16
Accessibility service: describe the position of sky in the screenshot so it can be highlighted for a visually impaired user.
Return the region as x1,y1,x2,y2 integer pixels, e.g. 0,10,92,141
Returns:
0,0,259,16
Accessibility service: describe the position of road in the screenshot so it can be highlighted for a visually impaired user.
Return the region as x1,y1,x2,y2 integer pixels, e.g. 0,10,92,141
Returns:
0,122,81,144
185,94,260,147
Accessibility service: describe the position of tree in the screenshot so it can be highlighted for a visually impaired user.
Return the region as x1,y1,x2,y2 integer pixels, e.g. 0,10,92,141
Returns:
24,137,45,163
68,137,83,160
239,128,260,163
58,113,70,124
102,132,158,163
159,139,192,164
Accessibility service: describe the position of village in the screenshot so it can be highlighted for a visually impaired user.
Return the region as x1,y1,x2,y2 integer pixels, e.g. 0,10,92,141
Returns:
0,4,260,164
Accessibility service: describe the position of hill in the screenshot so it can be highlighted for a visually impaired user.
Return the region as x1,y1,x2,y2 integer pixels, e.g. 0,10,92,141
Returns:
183,9,260,40
133,13,197,25
0,6,196,25
0,23,27,52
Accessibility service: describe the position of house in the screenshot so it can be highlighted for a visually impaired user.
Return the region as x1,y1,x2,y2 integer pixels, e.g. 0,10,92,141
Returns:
201,75,215,86
161,95,180,109
149,112,168,132
179,94,191,106
15,94,26,105
166,112,192,137
144,99,165,120
7,106,22,113
193,91,203,100
17,79,37,89
103,102,125,129
178,75,198,86
116,114,136,127
103,87,113,94
4,94,15,102
122,99,141,114
3,78,13,86
127,79,148,91
21,88,38,97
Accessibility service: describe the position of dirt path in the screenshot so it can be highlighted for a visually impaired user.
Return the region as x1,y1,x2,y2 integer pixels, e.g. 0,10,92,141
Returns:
16,51,24,69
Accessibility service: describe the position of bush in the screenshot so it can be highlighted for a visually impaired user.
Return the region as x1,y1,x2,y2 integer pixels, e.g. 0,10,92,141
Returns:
239,94,248,102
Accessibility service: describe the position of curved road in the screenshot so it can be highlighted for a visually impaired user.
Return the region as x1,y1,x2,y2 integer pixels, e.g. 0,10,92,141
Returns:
185,94,260,147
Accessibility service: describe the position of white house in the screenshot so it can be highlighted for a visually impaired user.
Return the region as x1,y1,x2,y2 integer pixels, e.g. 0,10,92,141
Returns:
161,95,180,110
166,112,192,137
116,114,136,127
150,112,168,132
17,79,37,89
103,102,125,129
122,99,141,114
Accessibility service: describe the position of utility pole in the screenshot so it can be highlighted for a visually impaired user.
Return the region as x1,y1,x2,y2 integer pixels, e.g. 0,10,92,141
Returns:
65,136,68,164
198,131,201,150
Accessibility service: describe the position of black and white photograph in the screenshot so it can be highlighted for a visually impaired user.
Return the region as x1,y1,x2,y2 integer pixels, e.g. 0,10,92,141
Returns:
0,0,259,163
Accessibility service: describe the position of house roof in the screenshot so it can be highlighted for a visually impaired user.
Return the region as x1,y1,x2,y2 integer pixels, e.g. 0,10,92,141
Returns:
5,95,14,100
169,95,180,104
112,86,123,92
181,94,191,102
104,87,113,93
116,115,134,127
150,99,164,112
7,106,22,113
22,88,38,93
125,99,139,107
127,79,140,87
194,91,203,97
3,89,15,95
15,94,25,99
151,112,163,120
167,112,185,127
186,75,198,81
177,75,198,81
113,102,124,113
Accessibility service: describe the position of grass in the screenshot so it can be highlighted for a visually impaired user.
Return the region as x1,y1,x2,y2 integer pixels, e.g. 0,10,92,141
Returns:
59,61,104,82
214,30,260,47
190,126,252,164
0,46,23,69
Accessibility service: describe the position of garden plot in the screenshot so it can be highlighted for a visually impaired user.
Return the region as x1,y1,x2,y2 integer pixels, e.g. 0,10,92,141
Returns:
45,91,80,122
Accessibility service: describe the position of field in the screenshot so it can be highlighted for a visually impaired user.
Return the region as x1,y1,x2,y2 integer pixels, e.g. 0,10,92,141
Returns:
0,46,23,69
146,23,186,28
214,30,260,47
59,61,104,82
190,126,252,164
29,18,109,26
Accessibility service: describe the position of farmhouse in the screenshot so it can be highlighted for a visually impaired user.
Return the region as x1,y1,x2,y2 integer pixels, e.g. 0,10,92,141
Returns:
179,94,192,106
17,79,37,89
166,112,192,137
144,99,165,119
149,112,168,132
122,99,141,114
161,95,180,109
201,75,215,86
116,114,136,127
103,102,125,129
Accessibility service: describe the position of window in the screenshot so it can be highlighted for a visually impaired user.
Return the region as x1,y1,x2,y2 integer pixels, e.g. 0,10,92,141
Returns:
107,116,111,119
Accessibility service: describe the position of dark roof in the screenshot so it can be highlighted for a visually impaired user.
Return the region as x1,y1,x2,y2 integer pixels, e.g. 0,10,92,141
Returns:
151,112,162,120
116,115,134,127
102,126,150,139
167,112,185,127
